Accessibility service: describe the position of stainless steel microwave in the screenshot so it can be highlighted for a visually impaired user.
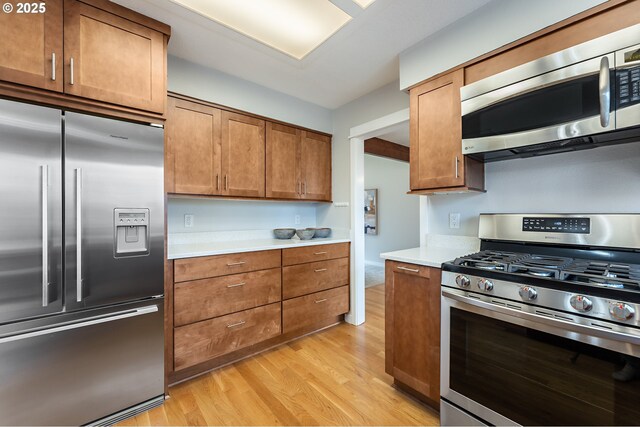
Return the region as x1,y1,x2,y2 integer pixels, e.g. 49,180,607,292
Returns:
461,23,640,162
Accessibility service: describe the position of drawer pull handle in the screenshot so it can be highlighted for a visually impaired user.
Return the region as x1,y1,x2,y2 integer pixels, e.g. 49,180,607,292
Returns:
226,282,246,288
314,268,328,273
314,251,328,255
227,261,246,267
227,320,246,328
397,266,420,273
314,298,328,304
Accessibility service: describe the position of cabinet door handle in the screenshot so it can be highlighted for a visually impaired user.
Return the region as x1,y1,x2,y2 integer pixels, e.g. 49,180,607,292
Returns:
303,181,306,196
454,156,459,178
51,53,56,81
69,57,74,85
397,266,420,273
216,174,220,191
314,298,328,304
314,268,328,273
224,174,228,191
298,181,302,196
227,320,246,328
226,282,246,288
314,251,327,255
226,261,246,267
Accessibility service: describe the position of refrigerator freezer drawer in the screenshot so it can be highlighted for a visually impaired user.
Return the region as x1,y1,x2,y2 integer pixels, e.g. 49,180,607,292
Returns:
0,299,164,425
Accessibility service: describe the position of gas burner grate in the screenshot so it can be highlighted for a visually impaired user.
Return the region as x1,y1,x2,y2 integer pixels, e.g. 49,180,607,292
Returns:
561,260,640,289
453,250,526,272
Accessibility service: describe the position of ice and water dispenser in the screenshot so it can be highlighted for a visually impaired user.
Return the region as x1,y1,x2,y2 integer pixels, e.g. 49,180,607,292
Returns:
114,208,151,258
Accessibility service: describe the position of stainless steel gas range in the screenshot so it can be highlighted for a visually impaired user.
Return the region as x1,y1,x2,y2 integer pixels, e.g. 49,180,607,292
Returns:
440,214,640,426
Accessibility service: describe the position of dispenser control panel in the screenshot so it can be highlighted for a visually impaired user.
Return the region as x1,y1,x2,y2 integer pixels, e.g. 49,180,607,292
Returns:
114,208,150,258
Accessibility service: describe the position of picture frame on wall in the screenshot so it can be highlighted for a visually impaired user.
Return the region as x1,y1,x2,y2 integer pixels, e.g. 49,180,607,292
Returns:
364,189,378,235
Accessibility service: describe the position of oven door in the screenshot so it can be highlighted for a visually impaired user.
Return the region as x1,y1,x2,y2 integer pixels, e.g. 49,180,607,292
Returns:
441,288,640,426
461,53,615,160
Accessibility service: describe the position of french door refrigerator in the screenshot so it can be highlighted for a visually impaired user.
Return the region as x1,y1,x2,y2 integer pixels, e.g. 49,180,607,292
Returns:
0,98,165,425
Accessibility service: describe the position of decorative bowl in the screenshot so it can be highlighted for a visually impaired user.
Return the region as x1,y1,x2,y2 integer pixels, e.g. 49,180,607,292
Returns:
296,229,316,240
309,227,331,238
273,228,296,239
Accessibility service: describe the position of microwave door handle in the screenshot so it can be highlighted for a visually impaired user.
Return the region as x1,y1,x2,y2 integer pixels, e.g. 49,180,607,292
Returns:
599,56,611,128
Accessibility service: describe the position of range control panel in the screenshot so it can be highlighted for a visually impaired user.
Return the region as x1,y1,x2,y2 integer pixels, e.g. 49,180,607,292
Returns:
522,217,590,234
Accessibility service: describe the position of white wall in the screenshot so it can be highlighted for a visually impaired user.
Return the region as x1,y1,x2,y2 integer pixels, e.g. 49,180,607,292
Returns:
168,198,317,233
168,56,332,133
364,155,419,265
399,0,606,90
317,81,409,230
425,143,640,237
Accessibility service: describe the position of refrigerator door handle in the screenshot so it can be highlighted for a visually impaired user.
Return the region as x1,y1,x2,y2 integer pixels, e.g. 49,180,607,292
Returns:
76,168,83,302
41,165,49,307
0,305,158,344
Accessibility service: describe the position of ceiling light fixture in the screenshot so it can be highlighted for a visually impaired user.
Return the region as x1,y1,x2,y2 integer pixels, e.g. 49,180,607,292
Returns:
169,0,352,60
352,0,376,8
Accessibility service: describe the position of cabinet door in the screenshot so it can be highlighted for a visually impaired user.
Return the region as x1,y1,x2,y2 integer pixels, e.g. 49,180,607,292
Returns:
385,261,440,405
221,111,265,198
410,70,464,190
266,122,301,199
166,97,222,195
300,130,331,201
63,0,165,113
0,0,63,92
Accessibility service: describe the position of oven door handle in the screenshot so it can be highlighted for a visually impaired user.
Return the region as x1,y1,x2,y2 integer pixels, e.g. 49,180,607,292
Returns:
442,290,640,345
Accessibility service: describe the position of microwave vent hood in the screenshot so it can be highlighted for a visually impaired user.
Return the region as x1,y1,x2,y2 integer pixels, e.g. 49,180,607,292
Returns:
460,23,640,162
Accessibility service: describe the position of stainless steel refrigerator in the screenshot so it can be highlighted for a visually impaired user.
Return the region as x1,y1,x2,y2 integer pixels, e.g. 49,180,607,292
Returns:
0,98,165,425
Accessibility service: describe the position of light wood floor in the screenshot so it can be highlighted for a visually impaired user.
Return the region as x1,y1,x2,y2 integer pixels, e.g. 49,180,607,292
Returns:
119,285,440,426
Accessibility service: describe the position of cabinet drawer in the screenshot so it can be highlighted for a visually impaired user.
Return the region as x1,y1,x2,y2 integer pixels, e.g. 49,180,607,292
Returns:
283,258,348,299
174,268,281,326
282,286,349,333
174,303,281,370
389,261,432,279
282,243,349,266
174,250,281,282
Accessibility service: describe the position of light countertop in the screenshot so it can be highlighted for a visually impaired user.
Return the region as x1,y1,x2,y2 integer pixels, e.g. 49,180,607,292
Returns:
168,236,350,259
380,234,479,268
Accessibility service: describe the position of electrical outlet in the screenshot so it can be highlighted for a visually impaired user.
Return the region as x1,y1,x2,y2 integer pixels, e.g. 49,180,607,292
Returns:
184,214,194,228
449,213,461,229
294,215,301,225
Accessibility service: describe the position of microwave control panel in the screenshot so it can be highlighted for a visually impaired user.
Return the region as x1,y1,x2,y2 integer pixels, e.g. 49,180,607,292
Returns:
522,217,590,234
617,66,640,107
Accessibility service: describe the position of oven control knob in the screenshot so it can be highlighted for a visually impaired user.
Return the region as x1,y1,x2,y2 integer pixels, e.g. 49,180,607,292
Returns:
477,279,494,291
570,295,593,312
610,302,635,321
519,286,537,301
455,275,470,288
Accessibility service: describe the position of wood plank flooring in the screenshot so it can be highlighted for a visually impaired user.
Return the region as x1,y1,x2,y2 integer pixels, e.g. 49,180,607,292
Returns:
118,285,440,426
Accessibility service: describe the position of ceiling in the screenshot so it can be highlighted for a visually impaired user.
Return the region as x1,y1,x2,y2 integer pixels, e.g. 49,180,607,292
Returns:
377,124,410,147
112,0,492,109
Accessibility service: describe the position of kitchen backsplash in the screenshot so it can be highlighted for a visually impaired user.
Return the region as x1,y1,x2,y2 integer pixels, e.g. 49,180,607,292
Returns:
167,197,318,233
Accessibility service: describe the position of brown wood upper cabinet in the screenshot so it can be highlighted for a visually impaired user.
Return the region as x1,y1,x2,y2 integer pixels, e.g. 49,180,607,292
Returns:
385,260,440,408
0,0,168,114
63,0,166,113
166,97,222,195
409,69,484,194
222,112,266,198
266,123,332,201
0,0,63,92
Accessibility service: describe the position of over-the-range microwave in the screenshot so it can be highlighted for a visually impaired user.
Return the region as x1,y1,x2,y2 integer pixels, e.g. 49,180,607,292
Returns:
461,23,640,162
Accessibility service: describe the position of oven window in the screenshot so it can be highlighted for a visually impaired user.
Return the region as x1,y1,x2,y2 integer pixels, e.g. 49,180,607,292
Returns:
462,74,601,139
449,308,640,426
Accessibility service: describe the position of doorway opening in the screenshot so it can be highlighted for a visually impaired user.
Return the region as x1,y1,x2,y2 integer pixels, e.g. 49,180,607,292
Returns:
347,108,421,325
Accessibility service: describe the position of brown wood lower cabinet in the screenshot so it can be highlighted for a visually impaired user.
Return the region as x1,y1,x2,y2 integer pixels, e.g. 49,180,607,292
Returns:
174,303,281,371
283,286,349,333
168,244,350,384
385,260,441,409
